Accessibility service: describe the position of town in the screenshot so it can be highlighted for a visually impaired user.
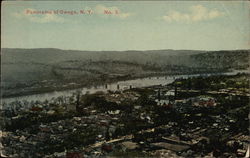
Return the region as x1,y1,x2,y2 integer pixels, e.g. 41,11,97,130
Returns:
1,73,249,158
2,1,250,157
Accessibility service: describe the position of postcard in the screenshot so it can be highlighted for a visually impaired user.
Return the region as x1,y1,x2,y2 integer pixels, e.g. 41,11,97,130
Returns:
1,1,249,157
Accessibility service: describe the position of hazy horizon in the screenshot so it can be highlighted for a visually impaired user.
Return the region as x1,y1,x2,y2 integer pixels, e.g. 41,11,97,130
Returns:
2,47,250,52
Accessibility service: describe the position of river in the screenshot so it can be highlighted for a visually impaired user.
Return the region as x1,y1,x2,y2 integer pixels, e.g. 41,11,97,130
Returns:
1,69,248,108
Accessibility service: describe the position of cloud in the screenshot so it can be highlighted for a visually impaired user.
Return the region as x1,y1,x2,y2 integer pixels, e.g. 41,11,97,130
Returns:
162,5,224,23
13,8,64,23
94,5,132,19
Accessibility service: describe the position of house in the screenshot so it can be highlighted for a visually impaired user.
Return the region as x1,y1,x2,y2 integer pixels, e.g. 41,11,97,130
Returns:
191,96,217,107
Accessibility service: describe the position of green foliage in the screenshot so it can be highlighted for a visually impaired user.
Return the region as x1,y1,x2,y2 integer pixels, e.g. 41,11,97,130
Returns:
6,112,75,131
65,127,99,147
174,74,249,91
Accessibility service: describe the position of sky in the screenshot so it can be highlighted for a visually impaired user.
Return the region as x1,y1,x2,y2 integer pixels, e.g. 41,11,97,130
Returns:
1,1,250,51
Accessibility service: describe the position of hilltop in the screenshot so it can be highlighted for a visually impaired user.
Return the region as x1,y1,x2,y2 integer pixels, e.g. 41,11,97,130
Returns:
1,48,249,97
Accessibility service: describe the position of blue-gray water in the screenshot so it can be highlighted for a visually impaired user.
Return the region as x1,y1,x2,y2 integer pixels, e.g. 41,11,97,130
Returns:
1,69,248,109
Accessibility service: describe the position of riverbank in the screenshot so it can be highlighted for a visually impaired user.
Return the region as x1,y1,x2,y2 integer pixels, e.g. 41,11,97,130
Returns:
1,69,233,99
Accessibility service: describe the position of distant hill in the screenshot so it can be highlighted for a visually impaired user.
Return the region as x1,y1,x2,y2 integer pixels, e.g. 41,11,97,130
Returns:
190,50,249,69
1,48,249,97
1,48,202,65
